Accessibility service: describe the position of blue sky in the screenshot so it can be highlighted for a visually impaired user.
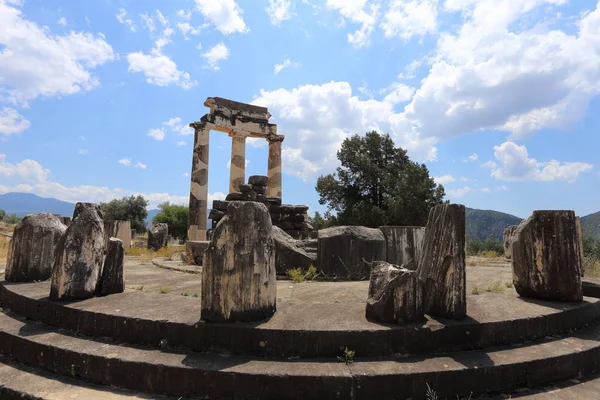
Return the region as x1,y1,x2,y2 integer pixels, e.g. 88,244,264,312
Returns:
0,0,599,219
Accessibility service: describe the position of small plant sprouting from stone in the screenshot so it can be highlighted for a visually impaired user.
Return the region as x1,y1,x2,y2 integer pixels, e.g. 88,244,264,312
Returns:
486,281,505,293
193,292,200,298
471,285,481,295
182,290,190,296
159,287,171,294
159,339,168,349
505,281,513,288
70,364,76,377
425,383,438,400
337,347,355,364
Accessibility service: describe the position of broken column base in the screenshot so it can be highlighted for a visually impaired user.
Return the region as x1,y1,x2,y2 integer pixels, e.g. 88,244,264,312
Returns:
186,240,210,265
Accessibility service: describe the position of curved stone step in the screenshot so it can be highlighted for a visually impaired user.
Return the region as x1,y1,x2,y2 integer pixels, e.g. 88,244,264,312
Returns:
3,280,600,359
1,311,600,399
0,356,165,399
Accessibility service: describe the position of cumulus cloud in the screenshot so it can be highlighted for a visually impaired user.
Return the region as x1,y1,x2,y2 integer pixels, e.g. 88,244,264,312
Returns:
266,0,293,25
57,17,67,26
118,158,132,166
148,117,193,142
463,153,478,162
326,0,379,47
127,51,196,89
252,81,436,182
0,107,30,135
433,175,455,185
484,141,593,182
0,154,50,182
0,1,115,106
203,43,230,70
380,0,438,40
446,186,473,198
147,128,165,141
195,0,248,34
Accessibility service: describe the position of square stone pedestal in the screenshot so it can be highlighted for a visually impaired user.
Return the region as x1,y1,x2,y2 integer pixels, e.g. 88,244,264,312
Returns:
186,240,210,265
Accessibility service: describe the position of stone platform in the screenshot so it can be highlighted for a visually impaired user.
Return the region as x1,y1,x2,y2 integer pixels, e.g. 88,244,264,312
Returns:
2,258,600,399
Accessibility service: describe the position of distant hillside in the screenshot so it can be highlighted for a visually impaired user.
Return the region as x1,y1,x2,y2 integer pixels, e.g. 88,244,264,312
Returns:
145,209,160,226
581,212,600,238
0,192,75,217
465,208,523,241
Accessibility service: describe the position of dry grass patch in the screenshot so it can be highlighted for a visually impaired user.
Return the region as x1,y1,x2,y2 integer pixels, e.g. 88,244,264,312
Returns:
0,239,9,264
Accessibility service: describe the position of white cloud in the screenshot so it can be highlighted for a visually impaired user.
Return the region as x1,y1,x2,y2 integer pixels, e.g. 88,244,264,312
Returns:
208,192,227,204
0,107,30,135
398,0,600,142
381,82,415,104
0,154,50,182
183,172,190,177
463,153,478,162
147,128,165,141
497,185,509,191
252,81,436,182
459,177,472,182
0,1,115,106
203,43,230,70
195,0,248,34
177,140,187,146
485,141,593,182
274,57,299,74
77,149,89,155
134,161,147,169
381,0,438,40
57,17,67,26
127,51,196,89
177,9,192,20
447,186,473,198
79,135,85,140
140,13,155,32
267,0,293,25
156,10,168,27
0,155,205,208
326,0,379,47
118,158,131,166
433,175,455,184
481,187,491,193
177,22,201,39
116,8,136,32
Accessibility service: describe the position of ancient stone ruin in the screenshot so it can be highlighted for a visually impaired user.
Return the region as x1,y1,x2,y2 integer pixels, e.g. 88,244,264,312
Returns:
5,213,66,282
503,225,518,259
210,175,313,240
104,220,132,249
418,204,466,319
97,238,125,295
50,204,105,300
380,226,425,269
201,201,276,322
318,225,386,280
512,210,583,302
187,97,284,243
147,223,168,251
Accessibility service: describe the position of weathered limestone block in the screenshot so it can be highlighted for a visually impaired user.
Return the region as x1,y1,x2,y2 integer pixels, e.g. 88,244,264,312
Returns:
576,217,584,277
97,238,124,295
50,207,105,300
186,240,210,265
379,226,425,269
5,213,67,282
248,175,268,186
366,261,400,323
318,226,386,280
147,223,168,251
365,261,423,324
62,216,72,226
201,201,276,322
272,226,316,275
418,204,466,319
394,265,423,324
512,210,583,302
503,225,519,260
104,220,132,249
73,202,102,220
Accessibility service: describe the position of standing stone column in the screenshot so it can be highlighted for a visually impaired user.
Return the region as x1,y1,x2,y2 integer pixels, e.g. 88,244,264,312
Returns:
267,135,284,198
188,123,210,241
229,135,246,193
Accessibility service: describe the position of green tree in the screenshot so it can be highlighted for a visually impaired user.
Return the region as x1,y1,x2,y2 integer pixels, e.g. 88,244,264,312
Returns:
0,209,5,221
315,131,446,227
152,202,189,242
308,211,336,231
100,195,149,232
3,213,22,224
